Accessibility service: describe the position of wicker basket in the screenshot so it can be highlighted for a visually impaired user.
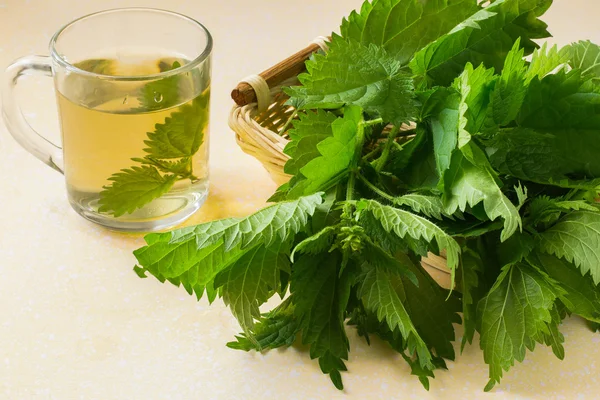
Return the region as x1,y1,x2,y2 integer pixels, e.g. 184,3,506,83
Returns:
228,43,450,281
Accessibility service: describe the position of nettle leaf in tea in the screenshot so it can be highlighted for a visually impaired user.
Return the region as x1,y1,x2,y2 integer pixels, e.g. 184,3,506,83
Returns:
131,0,600,392
69,59,212,217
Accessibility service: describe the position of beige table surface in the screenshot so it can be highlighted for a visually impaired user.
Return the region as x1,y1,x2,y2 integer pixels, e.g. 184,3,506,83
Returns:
1,0,600,399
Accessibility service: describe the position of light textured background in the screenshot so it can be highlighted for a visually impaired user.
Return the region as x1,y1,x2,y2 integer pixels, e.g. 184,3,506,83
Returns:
1,0,599,399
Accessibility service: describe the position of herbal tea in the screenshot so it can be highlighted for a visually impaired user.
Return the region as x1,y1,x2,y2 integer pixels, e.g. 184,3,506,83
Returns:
57,57,210,226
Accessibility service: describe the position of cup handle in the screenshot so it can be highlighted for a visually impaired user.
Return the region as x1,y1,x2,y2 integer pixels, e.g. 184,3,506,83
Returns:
2,55,64,173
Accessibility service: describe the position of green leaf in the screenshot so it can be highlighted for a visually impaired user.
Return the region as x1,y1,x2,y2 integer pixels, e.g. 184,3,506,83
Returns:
283,110,338,176
429,89,460,175
518,69,600,130
410,0,551,87
292,226,337,259
388,127,440,190
526,195,598,227
486,128,600,187
526,42,571,82
537,211,600,284
340,0,479,65
398,254,461,360
460,244,484,349
443,143,522,241
214,243,290,332
133,194,323,298
496,231,535,267
360,256,460,371
143,91,210,158
539,304,566,361
98,166,177,217
392,193,458,220
489,39,528,126
134,156,193,176
347,305,450,390
359,265,434,369
285,37,416,125
478,262,561,391
453,63,496,143
569,40,600,83
227,298,298,351
291,252,352,390
143,192,321,256
287,106,363,198
359,240,418,286
358,199,461,278
347,305,405,351
554,201,599,212
532,252,600,323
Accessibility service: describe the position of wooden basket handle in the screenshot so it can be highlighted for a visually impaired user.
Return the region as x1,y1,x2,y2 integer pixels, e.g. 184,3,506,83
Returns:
230,39,328,107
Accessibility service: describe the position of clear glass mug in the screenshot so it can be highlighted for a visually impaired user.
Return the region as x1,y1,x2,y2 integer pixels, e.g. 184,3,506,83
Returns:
2,8,212,232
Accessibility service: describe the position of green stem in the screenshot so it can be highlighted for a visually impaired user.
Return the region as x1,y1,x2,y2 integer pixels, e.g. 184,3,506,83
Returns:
357,173,396,203
362,146,383,162
347,118,367,201
363,117,383,127
279,109,299,136
375,125,400,173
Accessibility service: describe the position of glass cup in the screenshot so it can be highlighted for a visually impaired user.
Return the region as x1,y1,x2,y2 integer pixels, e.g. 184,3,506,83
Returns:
2,8,212,232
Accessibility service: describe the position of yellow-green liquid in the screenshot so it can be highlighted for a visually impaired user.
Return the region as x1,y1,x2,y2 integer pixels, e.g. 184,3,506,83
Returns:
57,57,210,230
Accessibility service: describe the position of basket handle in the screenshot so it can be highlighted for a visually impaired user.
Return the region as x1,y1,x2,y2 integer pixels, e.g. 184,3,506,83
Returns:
231,36,329,108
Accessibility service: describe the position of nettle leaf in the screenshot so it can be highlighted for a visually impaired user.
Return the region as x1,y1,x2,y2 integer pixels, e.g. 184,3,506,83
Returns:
453,63,496,143
144,91,210,158
495,231,534,268
393,193,458,220
292,226,337,259
540,304,567,360
214,243,290,332
227,298,298,351
429,89,460,176
389,126,440,190
486,127,600,187
134,157,193,176
340,0,479,65
532,252,600,323
553,201,599,212
443,142,522,241
537,211,600,284
570,40,600,83
478,262,562,391
287,106,363,198
283,109,337,176
526,42,571,82
489,39,528,126
410,0,551,87
460,244,484,349
133,194,323,298
358,199,461,277
171,193,323,250
360,266,434,370
98,166,177,217
359,240,418,286
285,37,417,125
518,69,600,130
291,252,353,390
399,253,461,360
360,255,460,388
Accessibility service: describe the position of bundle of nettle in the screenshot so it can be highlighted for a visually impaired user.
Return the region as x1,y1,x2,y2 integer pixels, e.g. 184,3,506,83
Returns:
132,0,600,391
